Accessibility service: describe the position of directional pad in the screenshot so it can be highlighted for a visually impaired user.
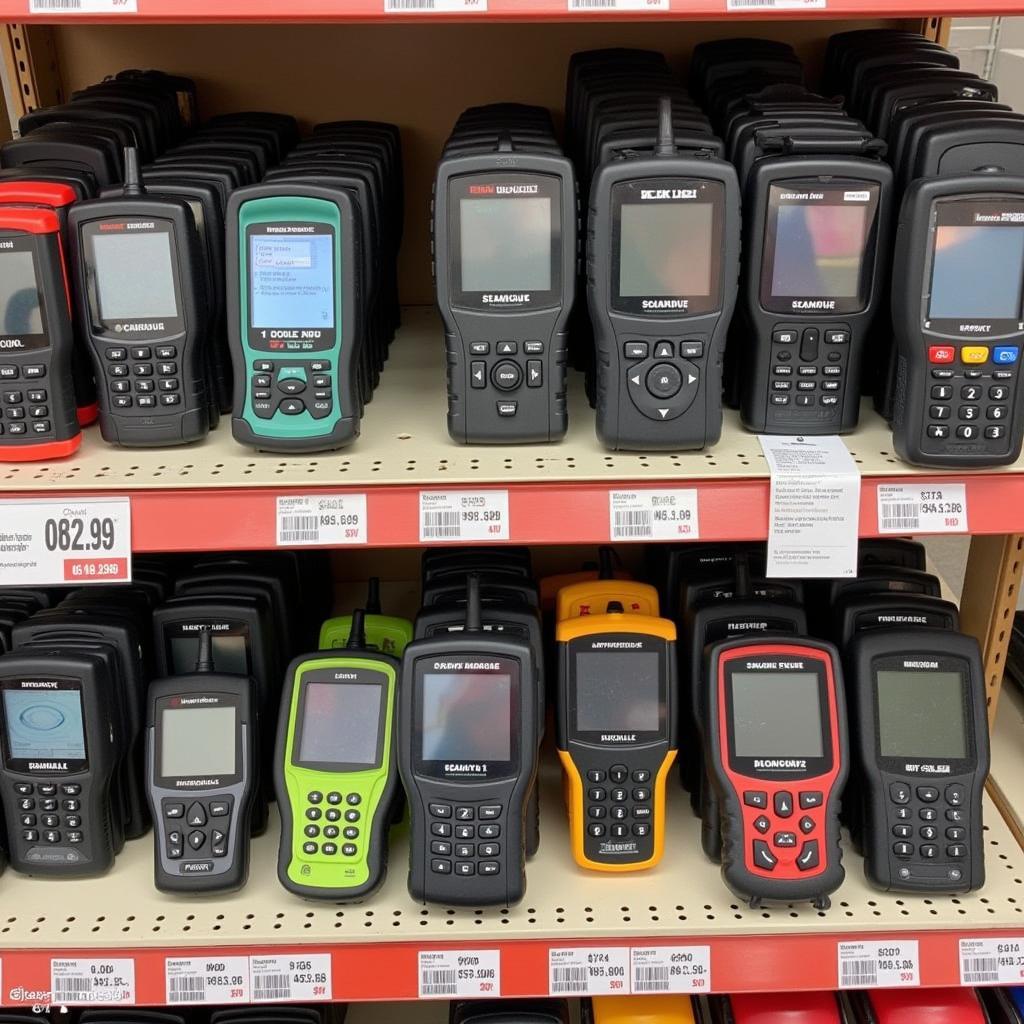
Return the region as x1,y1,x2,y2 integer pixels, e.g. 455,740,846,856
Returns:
627,358,700,422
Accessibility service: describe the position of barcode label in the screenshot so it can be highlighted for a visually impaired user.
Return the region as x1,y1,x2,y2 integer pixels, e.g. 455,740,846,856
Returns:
838,941,918,989
549,948,630,995
419,490,509,542
960,938,1024,985
609,489,699,541
877,483,968,534
29,0,138,11
385,0,487,10
276,494,367,546
165,957,250,1004
418,950,500,998
727,0,824,7
251,954,331,1002
630,947,711,993
51,959,135,1005
569,0,668,8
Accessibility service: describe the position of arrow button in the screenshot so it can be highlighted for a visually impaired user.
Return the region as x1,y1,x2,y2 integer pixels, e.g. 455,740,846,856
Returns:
658,409,669,419
753,840,778,871
186,802,207,827
629,374,641,387
527,359,543,388
471,360,486,389
774,791,793,818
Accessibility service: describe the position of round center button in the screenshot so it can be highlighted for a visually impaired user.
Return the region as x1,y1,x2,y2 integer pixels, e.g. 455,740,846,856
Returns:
491,360,522,391
646,363,682,399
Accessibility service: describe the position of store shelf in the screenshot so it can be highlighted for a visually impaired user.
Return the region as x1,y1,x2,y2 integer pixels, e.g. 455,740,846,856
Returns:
0,309,1020,552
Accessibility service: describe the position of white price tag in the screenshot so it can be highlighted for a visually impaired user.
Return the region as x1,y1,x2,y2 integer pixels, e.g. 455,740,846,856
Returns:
569,0,668,9
0,497,131,585
877,483,968,534
609,489,699,542
384,0,487,10
51,958,135,1005
250,954,331,1002
30,0,137,12
727,0,823,8
631,946,711,993
276,494,367,546
418,950,501,998
960,937,1024,985
838,941,919,988
165,957,250,1004
420,490,509,542
549,948,630,995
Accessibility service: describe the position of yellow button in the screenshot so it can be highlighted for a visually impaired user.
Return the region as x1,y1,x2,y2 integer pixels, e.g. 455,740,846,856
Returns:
962,346,990,364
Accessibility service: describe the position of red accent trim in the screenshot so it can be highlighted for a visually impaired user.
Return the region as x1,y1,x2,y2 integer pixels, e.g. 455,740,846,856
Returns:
730,991,842,1022
0,181,76,210
76,401,100,426
716,643,842,882
0,433,82,462
867,987,987,1023
0,207,60,235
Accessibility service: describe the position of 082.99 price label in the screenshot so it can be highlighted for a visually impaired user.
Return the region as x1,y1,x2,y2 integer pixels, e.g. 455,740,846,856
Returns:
549,947,629,995
418,950,500,998
51,958,136,1005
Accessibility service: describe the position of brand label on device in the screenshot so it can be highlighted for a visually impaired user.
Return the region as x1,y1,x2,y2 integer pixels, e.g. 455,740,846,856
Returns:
418,949,501,998
29,0,138,12
250,954,332,1002
610,489,699,541
420,490,509,542
0,497,131,585
960,937,1024,985
51,958,135,1005
549,947,630,995
568,0,668,9
165,956,250,1004
877,483,968,534
630,946,711,993
276,494,367,546
837,941,919,988
384,0,487,11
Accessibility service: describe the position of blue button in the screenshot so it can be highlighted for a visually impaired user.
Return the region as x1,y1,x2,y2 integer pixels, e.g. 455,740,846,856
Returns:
994,346,1020,364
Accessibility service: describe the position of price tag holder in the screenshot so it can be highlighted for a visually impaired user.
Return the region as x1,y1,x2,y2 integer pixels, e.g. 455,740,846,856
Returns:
568,0,668,9
418,950,501,999
250,954,331,1002
877,483,968,534
165,956,251,1005
0,497,131,586
50,958,135,1005
384,0,487,10
960,937,1024,985
630,946,711,993
837,940,919,989
276,494,367,546
419,490,509,542
549,947,630,996
29,0,138,13
609,489,699,542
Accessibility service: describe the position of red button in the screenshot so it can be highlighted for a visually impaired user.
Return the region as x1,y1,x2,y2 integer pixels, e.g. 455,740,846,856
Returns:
929,346,955,364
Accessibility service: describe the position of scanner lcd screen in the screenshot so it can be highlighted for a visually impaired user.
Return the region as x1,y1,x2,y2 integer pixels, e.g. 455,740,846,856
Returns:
730,671,824,758
297,681,381,767
618,202,713,298
459,198,552,292
250,233,335,330
160,706,236,777
928,224,1024,321
876,669,967,759
575,651,660,733
0,251,43,335
421,672,512,761
92,231,179,319
3,689,86,761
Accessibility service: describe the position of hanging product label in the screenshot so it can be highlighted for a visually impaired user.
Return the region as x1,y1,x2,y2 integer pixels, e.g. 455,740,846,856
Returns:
29,0,138,12
609,489,699,542
960,937,1024,985
568,0,668,9
759,434,860,578
630,946,711,993
165,956,251,1004
250,955,332,1002
418,950,501,998
419,490,509,542
837,941,919,989
0,497,131,585
877,483,968,534
384,0,487,10
276,494,367,546
549,948,630,995
50,958,135,1005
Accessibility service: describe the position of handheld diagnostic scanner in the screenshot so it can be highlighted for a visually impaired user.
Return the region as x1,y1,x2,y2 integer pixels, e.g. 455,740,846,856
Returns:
275,610,400,901
846,988,988,1024
226,183,361,453
844,629,988,893
0,206,81,461
704,637,848,909
398,576,538,906
0,649,120,876
146,628,257,894
833,593,960,647
738,156,892,435
890,174,1024,467
68,147,211,446
556,579,660,622
556,609,677,871
583,996,696,1024
588,98,741,450
319,578,413,657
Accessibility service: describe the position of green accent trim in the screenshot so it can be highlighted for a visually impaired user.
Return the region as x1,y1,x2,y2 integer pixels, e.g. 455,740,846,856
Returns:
319,615,414,657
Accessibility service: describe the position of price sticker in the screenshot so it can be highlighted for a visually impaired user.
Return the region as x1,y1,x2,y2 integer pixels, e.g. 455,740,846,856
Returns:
165,957,250,1004
29,0,138,13
51,958,135,1005
609,489,699,542
250,954,332,1002
960,937,1024,985
549,947,630,996
420,490,509,542
631,946,711,993
384,0,487,10
418,949,501,998
877,483,968,534
568,0,668,9
276,494,367,546
838,941,919,988
0,497,131,586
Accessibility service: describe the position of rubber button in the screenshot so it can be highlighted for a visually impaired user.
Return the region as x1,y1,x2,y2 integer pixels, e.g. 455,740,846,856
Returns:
646,363,682,399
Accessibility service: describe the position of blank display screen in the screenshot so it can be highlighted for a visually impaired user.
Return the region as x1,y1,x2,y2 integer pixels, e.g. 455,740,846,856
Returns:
575,651,660,733
876,670,967,759
618,203,713,297
770,202,869,298
731,672,824,759
297,682,382,767
421,673,511,761
459,198,552,292
928,225,1024,320
92,232,179,319
0,251,42,335
160,706,236,777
